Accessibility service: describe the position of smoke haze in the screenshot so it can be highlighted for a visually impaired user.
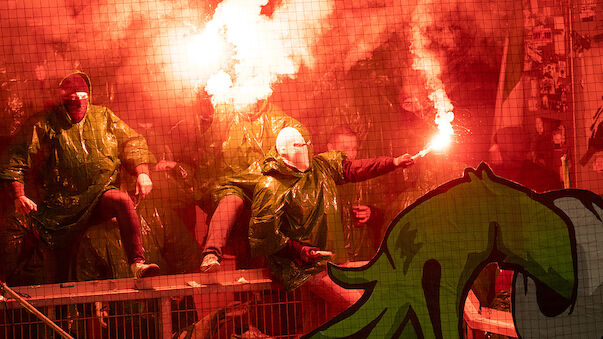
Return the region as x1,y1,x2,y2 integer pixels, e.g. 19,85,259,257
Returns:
0,0,512,141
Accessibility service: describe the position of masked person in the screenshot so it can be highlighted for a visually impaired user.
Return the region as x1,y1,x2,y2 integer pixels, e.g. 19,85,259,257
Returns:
326,125,384,261
248,127,416,316
0,71,160,281
196,100,310,272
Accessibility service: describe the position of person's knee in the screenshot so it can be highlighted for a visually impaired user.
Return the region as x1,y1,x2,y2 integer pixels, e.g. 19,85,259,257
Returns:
103,189,135,212
221,194,244,209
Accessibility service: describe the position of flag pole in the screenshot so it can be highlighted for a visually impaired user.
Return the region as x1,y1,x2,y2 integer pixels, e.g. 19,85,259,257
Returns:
493,35,510,140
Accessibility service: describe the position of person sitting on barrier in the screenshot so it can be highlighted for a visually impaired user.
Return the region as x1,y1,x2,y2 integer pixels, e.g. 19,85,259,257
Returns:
196,99,310,272
248,127,416,316
0,71,160,282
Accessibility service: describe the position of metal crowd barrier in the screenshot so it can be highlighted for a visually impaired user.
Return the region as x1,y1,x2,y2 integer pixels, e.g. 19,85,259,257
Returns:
1,269,516,338
0,269,323,339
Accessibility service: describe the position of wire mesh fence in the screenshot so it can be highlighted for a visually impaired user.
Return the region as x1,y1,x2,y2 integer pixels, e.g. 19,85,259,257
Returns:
0,270,517,339
0,269,329,339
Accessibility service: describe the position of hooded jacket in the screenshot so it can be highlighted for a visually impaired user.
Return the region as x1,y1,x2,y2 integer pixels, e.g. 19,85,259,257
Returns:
0,71,155,247
195,100,311,209
249,150,349,290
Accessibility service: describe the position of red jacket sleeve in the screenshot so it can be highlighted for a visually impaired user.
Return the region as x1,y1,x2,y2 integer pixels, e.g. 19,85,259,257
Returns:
342,157,397,182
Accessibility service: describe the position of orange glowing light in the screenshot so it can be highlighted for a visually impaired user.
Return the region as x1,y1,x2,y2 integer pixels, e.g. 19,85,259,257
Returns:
409,5,456,159
429,131,452,151
431,109,454,151
413,108,455,159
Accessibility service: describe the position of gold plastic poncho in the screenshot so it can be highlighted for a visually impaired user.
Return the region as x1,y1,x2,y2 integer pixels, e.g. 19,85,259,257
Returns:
75,168,201,281
0,72,155,248
194,100,311,210
249,150,349,290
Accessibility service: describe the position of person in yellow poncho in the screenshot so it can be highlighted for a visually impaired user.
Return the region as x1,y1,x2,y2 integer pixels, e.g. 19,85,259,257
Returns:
195,100,311,272
249,127,416,316
0,71,159,281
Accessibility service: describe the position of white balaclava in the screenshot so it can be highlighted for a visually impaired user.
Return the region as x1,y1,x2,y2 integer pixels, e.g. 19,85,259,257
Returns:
276,127,310,172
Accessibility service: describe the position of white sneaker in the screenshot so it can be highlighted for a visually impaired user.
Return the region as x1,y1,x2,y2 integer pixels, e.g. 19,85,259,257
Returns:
130,262,160,278
200,254,220,273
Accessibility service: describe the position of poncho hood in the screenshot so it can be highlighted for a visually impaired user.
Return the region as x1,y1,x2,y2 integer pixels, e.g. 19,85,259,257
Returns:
58,71,92,125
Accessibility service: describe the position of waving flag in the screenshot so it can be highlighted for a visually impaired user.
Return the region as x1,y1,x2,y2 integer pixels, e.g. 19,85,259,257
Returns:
493,0,525,133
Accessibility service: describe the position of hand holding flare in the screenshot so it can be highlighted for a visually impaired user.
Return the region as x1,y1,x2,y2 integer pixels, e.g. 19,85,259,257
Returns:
412,125,454,160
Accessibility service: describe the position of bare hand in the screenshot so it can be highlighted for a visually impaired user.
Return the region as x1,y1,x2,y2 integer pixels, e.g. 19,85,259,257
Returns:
135,173,153,200
394,153,415,168
15,196,37,215
154,160,177,172
352,205,371,224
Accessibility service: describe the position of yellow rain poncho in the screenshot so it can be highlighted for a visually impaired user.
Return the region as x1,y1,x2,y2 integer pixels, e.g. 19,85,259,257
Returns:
0,72,155,248
194,100,311,210
249,150,349,290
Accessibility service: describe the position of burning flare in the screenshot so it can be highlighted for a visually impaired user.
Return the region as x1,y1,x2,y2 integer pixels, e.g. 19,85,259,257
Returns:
410,1,455,158
166,0,333,112
429,89,454,151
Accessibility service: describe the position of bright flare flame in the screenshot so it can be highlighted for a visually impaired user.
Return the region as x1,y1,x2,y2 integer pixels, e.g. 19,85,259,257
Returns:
410,2,455,156
429,126,452,151
415,115,453,159
429,89,454,151
163,0,333,113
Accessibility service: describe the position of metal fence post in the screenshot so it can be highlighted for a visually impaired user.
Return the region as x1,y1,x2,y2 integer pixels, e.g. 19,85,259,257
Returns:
160,297,172,339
